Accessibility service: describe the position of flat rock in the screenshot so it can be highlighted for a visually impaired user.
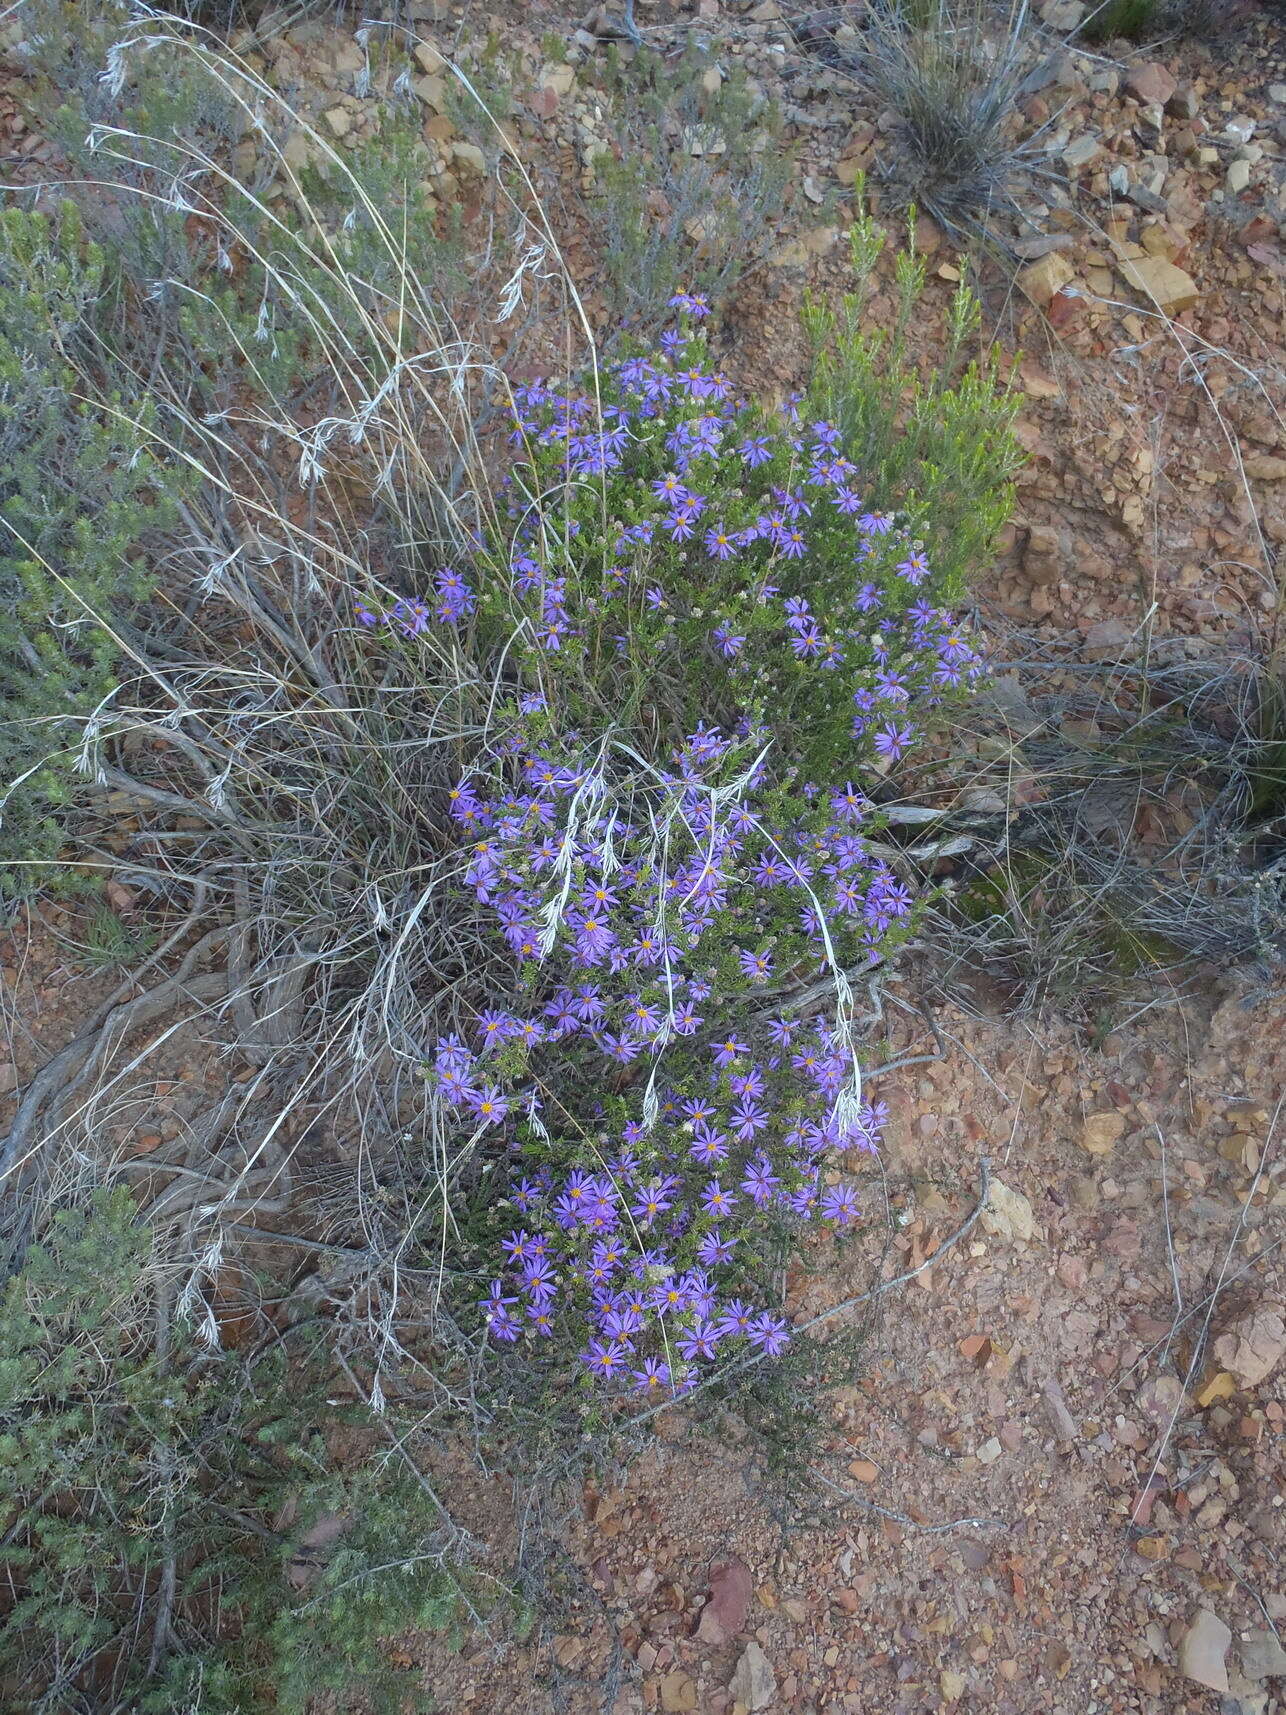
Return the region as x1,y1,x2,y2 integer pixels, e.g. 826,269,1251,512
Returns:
659,1670,697,1713
729,1641,776,1712
696,1557,752,1646
1180,1610,1231,1693
1081,1111,1125,1154
1017,251,1074,309
1213,1304,1286,1388
1126,62,1177,108
1240,1629,1286,1681
1119,256,1199,314
981,1178,1036,1243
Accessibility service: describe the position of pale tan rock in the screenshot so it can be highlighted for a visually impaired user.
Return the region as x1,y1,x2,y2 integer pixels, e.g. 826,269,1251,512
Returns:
1119,255,1199,313
541,62,576,97
1245,455,1286,481
414,73,447,109
451,141,486,176
1081,1111,1125,1154
981,1179,1035,1243
1017,251,1074,309
1180,1610,1231,1693
1213,1304,1286,1388
413,41,446,75
729,1642,776,1712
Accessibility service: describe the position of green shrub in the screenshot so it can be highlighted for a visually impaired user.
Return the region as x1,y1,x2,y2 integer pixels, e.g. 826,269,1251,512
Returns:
0,1190,496,1713
588,44,793,333
1080,0,1158,39
0,205,180,896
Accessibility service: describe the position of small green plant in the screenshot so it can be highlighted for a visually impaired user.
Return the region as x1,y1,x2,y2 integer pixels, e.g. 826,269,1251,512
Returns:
0,1189,493,1714
588,45,792,332
1080,0,1159,39
76,903,160,970
0,204,181,896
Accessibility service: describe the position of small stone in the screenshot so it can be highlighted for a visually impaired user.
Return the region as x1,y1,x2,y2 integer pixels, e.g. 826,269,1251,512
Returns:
1213,1305,1286,1389
1020,364,1063,404
1013,233,1075,260
940,1668,968,1702
729,1642,776,1712
1118,255,1199,314
0,1062,16,1095
976,1437,1002,1466
1269,84,1286,106
1239,1629,1286,1681
659,1671,697,1713
1125,62,1176,108
981,1179,1035,1243
1081,1111,1126,1155
1017,251,1074,309
413,41,446,75
541,62,576,97
1063,134,1102,170
451,142,486,176
1084,617,1133,660
696,1557,752,1647
847,1459,879,1484
1179,1610,1231,1693
1245,456,1286,482
1166,84,1199,119
749,0,782,17
323,105,352,138
414,73,447,109
1227,159,1252,194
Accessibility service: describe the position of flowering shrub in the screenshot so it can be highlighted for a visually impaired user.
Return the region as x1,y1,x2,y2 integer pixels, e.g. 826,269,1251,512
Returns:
434,715,893,1400
342,279,1012,1409
484,291,986,778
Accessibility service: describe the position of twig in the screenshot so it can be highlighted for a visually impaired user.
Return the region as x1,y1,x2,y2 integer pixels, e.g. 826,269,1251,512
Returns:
810,1467,1008,1534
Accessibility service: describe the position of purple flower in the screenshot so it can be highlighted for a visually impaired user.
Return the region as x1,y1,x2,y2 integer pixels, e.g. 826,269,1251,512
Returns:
737,948,773,982
714,1298,756,1339
712,623,745,659
701,1180,737,1219
676,1319,722,1362
581,1338,629,1379
873,722,914,761
705,523,738,561
632,1357,672,1393
690,1126,729,1165
821,1184,861,1226
739,435,773,468
713,1036,748,1067
668,289,711,318
741,1155,781,1206
466,1085,509,1126
747,1311,790,1356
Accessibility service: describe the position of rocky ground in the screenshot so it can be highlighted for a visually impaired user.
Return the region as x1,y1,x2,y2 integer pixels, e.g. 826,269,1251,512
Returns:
2,1,1285,1711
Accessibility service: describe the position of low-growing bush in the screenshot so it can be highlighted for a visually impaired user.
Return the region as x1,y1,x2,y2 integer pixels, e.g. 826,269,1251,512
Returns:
0,1189,494,1714
587,45,793,334
0,204,180,895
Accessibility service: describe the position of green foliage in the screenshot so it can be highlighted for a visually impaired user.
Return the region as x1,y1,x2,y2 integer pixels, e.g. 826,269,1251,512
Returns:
802,198,1021,605
1080,0,1159,39
0,1190,492,1713
0,205,179,895
589,45,792,332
